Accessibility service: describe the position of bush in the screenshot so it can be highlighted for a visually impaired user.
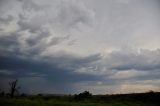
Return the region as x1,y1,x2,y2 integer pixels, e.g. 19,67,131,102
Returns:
74,91,92,100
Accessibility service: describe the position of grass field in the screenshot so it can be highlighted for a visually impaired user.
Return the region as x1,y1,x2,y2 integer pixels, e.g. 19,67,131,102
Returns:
0,92,160,106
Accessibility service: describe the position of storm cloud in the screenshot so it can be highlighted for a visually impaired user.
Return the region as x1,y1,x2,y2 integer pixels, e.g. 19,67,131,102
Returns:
0,0,160,94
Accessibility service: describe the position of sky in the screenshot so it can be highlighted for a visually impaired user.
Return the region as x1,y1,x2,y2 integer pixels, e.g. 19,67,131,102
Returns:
0,0,160,94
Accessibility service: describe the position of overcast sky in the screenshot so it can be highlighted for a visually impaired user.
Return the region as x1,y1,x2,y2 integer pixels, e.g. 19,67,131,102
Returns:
0,0,160,94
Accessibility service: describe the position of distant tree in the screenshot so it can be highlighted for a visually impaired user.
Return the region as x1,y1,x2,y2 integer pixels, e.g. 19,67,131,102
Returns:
9,79,20,98
74,91,92,100
20,93,27,97
146,90,154,93
37,93,43,96
80,91,92,97
0,90,5,97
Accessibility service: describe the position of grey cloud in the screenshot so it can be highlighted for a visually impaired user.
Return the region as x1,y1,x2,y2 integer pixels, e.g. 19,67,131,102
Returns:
49,35,70,45
56,0,94,29
0,32,21,56
67,39,77,45
26,34,72,56
106,49,160,71
25,72,47,78
17,14,44,33
0,15,13,25
6,0,94,58
20,0,49,11
17,0,94,33
73,48,160,81
0,50,101,93
13,0,94,55
0,70,15,76
0,30,71,58
0,0,10,9
25,30,50,46
0,33,19,48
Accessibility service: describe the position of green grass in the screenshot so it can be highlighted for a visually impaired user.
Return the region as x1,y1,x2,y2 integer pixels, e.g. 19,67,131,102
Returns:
0,99,143,106
0,92,160,106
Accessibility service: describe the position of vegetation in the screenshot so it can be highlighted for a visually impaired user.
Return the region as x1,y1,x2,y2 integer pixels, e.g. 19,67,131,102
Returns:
0,91,160,106
9,79,20,98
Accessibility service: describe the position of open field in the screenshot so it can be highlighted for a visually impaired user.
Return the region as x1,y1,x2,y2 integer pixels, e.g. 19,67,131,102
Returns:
0,92,160,106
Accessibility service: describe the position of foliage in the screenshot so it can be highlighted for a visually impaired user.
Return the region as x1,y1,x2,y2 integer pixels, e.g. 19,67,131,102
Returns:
74,91,92,100
0,91,160,106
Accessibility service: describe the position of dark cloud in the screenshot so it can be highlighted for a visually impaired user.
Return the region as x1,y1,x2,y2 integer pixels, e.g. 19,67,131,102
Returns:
0,33,19,48
0,70,15,76
0,0,160,94
0,32,21,56
0,0,97,93
0,29,72,57
0,50,102,93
